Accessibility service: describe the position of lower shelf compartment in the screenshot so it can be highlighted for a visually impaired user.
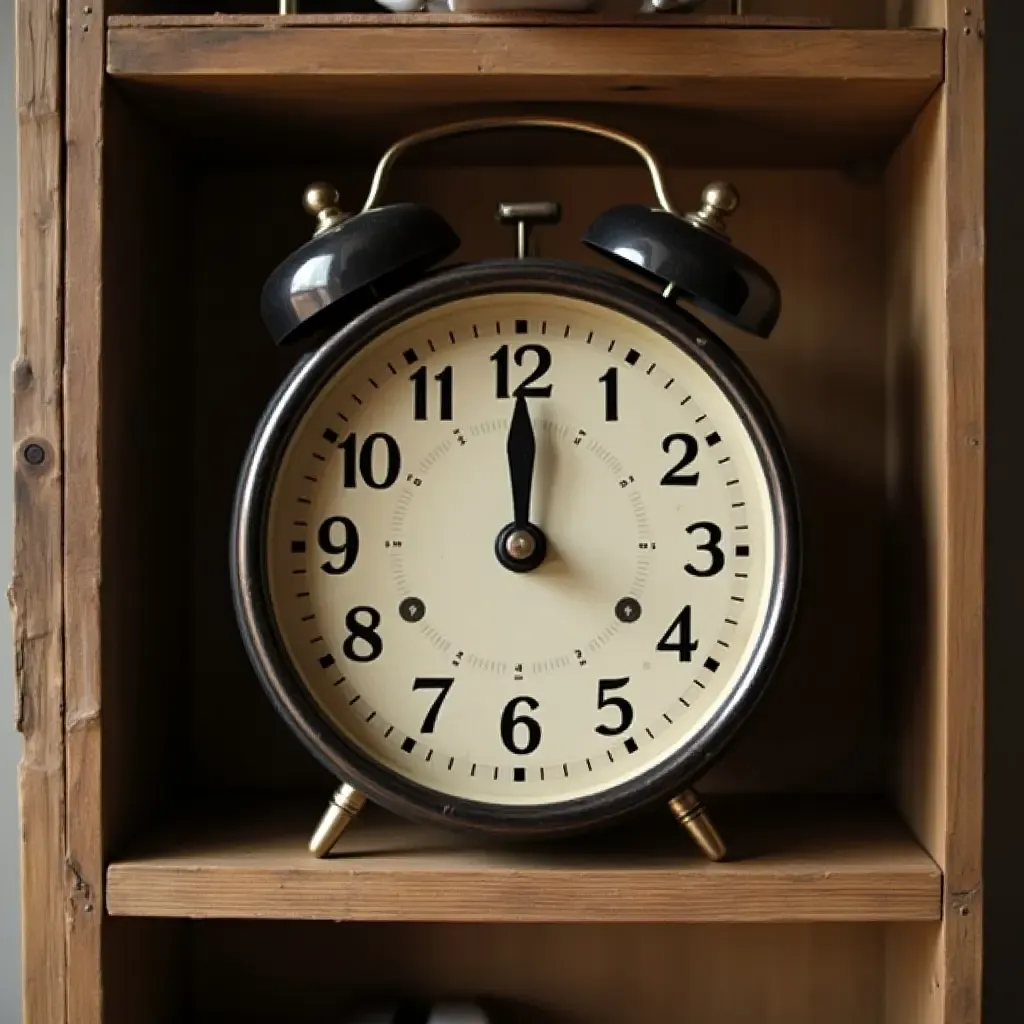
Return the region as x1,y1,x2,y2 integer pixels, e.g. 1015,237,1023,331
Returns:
104,795,940,923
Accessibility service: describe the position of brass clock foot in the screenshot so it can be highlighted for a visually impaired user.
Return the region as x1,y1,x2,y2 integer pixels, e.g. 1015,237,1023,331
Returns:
668,789,727,862
309,783,366,858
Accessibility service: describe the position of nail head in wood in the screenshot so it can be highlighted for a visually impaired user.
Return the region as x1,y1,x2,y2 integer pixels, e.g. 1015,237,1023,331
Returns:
19,439,50,470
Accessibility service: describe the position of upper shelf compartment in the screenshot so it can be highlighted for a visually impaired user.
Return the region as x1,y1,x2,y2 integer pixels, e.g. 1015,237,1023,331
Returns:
105,20,945,167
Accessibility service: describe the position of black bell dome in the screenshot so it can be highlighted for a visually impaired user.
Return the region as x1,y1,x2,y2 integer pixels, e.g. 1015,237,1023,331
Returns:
261,185,460,347
583,184,781,338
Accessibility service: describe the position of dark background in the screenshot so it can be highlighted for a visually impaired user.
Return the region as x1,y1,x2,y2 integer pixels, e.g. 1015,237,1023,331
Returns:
984,3,1023,1022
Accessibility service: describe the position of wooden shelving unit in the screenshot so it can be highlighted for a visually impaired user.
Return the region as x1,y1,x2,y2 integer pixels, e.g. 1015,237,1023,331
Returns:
105,800,941,923
14,2,984,1023
104,22,945,164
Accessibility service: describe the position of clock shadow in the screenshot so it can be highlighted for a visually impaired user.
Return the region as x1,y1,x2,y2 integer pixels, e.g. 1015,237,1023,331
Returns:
695,436,895,800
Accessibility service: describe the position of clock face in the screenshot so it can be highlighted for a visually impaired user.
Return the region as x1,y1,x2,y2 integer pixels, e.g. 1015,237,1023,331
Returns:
240,269,797,825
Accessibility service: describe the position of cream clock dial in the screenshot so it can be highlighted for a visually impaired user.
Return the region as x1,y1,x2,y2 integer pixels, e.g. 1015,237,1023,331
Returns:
234,264,798,834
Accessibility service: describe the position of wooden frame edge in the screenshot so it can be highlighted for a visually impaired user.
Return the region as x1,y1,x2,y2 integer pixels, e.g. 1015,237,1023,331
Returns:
12,0,68,1021
940,2,985,1022
63,0,105,1023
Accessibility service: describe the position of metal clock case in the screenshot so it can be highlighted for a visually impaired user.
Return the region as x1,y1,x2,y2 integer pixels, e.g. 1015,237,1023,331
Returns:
231,117,801,862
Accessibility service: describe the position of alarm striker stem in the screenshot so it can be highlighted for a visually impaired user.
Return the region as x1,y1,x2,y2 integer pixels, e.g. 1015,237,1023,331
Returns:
497,201,562,259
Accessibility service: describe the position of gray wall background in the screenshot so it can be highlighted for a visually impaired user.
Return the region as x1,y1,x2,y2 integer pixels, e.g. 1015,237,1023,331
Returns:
0,5,1019,1024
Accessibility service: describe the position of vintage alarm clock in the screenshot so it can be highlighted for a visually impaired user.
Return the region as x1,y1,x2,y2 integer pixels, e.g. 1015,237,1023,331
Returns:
230,117,800,861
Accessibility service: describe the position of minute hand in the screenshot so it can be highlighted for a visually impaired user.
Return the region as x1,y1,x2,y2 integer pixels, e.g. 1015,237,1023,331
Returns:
506,394,536,528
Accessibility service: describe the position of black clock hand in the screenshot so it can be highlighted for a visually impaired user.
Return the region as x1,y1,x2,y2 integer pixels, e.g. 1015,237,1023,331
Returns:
507,394,536,528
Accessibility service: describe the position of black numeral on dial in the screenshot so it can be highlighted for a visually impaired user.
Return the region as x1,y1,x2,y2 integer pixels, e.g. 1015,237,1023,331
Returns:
339,432,401,489
595,677,633,736
342,606,383,663
660,433,700,486
412,677,454,733
501,695,542,754
491,344,552,398
657,606,699,661
599,367,619,421
317,516,358,574
685,522,725,577
411,365,453,421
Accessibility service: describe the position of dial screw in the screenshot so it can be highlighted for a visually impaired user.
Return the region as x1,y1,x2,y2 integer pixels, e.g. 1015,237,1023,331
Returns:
399,597,426,623
303,181,348,238
684,182,740,240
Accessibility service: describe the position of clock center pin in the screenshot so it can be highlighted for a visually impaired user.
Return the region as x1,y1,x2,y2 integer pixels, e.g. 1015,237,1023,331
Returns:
504,529,537,562
495,521,548,574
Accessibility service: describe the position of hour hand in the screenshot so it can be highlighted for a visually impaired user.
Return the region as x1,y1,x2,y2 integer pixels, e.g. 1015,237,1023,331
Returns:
496,395,547,573
507,394,535,528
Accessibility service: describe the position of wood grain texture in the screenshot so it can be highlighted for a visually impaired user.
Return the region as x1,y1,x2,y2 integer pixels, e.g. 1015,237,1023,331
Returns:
102,25,943,167
189,165,888,798
883,3,985,1022
12,0,66,1021
885,923,944,1024
106,25,941,84
104,798,940,923
63,0,104,1020
938,4,985,1023
191,919,887,1024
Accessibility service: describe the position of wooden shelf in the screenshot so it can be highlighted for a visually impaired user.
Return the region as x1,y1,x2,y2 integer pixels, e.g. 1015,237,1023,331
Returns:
105,24,944,165
105,797,941,924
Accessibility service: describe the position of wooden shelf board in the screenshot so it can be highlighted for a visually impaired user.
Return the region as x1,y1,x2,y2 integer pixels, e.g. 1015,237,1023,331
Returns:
104,25,943,166
105,797,941,924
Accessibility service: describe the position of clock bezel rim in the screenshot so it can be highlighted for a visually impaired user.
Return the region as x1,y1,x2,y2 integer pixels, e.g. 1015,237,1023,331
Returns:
231,258,801,838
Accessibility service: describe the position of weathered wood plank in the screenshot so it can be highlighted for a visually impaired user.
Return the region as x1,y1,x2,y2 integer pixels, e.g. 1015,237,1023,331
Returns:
63,0,104,1021
12,0,66,1020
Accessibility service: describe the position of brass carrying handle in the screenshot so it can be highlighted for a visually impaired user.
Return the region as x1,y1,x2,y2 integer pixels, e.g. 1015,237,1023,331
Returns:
360,116,678,216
